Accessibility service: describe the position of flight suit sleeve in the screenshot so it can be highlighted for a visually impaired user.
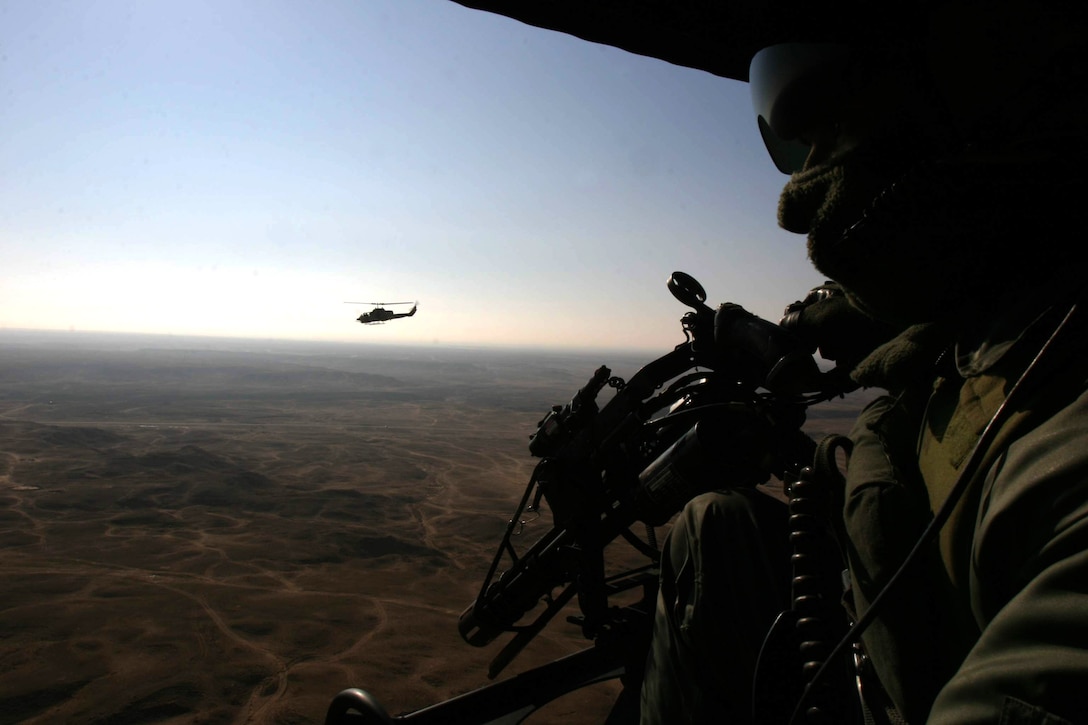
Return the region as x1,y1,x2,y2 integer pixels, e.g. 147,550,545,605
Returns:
927,386,1088,725
842,392,947,724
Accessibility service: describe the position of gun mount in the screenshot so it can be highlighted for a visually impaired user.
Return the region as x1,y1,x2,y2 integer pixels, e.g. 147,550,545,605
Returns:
326,272,853,725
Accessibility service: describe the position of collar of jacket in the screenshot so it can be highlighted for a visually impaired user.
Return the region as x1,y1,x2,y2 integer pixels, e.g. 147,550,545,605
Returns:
852,276,1084,392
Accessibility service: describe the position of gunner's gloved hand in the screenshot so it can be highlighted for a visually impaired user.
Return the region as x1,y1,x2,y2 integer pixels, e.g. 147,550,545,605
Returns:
779,282,898,372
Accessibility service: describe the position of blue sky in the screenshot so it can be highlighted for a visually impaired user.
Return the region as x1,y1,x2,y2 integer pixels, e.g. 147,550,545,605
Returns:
1,0,824,352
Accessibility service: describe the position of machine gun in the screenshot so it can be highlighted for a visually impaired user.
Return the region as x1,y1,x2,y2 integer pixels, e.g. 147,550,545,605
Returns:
326,272,855,725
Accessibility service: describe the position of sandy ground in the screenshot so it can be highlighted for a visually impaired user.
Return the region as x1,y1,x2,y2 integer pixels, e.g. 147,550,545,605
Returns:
0,336,868,724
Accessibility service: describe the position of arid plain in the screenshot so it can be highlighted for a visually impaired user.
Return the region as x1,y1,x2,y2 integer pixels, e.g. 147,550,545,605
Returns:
0,331,868,724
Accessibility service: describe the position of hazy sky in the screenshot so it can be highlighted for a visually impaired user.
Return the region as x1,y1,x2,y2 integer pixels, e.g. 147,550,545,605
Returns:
1,0,825,352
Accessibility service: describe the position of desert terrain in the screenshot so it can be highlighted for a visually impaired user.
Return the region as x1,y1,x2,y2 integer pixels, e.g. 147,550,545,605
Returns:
0,331,869,724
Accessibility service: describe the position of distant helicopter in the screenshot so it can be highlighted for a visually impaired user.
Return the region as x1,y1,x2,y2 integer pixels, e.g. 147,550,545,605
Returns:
345,301,418,325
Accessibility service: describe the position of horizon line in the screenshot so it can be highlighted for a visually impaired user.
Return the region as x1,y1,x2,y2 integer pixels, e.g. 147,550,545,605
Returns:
0,326,665,358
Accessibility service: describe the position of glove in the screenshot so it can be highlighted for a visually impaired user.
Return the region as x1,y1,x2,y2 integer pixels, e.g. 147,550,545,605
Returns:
715,302,824,394
780,282,898,371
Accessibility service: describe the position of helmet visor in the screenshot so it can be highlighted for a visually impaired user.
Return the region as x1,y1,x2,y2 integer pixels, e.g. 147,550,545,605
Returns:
750,43,852,174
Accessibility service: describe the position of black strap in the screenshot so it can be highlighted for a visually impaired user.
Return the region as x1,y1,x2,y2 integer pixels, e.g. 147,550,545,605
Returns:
754,433,859,725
